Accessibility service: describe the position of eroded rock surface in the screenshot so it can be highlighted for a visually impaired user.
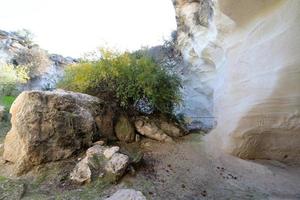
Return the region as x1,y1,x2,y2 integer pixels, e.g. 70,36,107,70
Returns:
173,0,300,161
3,90,107,174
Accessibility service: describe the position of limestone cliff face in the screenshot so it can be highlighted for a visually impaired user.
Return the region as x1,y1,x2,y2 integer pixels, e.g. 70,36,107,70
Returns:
172,0,223,130
173,0,300,162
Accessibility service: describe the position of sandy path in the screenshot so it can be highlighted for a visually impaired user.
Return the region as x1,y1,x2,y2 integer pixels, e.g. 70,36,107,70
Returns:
114,134,300,200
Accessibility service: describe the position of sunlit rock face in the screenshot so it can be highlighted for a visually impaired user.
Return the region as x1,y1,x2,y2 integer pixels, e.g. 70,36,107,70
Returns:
174,0,300,162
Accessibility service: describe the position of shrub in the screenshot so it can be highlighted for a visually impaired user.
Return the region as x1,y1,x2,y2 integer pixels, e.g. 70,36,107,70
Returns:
58,49,182,115
0,64,29,96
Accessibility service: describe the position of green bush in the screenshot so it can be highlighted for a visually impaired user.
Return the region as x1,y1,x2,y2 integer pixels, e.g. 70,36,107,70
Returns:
0,96,16,111
58,49,182,114
0,64,29,96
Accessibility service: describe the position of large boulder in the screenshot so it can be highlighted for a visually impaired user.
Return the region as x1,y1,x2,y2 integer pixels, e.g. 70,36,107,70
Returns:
115,114,135,143
2,90,109,175
106,189,146,200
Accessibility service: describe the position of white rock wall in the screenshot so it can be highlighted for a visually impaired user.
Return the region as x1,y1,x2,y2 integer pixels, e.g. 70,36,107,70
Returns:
174,0,300,162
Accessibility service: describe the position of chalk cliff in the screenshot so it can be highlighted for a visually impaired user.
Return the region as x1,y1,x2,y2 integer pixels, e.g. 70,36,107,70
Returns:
173,0,300,162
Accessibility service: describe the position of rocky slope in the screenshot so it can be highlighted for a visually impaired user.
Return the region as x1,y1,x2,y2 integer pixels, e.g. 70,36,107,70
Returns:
173,0,300,162
0,29,76,90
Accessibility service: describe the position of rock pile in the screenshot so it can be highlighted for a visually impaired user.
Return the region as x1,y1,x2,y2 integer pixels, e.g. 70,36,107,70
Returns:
2,90,186,176
70,144,129,184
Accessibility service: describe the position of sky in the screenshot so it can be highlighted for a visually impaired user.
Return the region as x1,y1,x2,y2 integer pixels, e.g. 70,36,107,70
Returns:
0,0,177,58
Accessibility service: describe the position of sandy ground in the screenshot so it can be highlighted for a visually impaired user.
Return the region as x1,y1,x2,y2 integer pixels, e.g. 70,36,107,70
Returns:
110,134,300,200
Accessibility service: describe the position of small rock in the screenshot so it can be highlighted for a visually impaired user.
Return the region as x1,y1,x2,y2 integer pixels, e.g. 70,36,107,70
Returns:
134,117,173,142
105,153,129,176
105,189,146,200
86,145,106,158
70,157,91,184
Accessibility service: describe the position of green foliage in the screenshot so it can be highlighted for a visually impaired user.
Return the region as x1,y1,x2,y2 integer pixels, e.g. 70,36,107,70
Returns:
58,49,182,114
0,64,29,96
0,96,16,111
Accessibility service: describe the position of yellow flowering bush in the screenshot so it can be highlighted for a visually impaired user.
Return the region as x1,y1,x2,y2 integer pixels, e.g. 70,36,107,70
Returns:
58,49,182,114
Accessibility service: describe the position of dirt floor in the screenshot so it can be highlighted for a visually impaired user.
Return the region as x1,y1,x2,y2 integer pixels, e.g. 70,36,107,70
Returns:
110,134,300,200
1,133,300,199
